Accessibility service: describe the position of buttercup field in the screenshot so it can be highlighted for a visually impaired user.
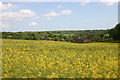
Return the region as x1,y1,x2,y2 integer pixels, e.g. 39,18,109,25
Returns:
2,39,119,78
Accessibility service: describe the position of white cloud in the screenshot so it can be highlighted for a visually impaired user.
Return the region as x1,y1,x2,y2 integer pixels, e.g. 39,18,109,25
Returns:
101,0,119,2
80,0,90,5
0,22,11,30
80,0,119,6
0,2,17,11
101,0,119,6
102,2,116,6
30,22,38,26
57,5,64,8
44,11,60,17
46,17,51,20
34,16,40,19
2,9,36,21
3,23,11,28
43,9,72,20
44,9,72,18
61,10,72,15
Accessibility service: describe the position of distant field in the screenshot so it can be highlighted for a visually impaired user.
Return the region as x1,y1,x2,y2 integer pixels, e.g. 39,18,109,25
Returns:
2,39,119,78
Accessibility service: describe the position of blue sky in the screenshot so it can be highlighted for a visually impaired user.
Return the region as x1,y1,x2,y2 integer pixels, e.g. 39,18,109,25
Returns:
1,2,118,32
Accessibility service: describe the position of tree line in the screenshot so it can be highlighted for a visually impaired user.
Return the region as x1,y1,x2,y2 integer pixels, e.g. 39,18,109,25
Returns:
1,23,120,43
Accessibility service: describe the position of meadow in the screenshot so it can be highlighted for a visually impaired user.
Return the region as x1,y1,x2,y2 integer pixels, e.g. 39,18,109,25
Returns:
2,39,119,78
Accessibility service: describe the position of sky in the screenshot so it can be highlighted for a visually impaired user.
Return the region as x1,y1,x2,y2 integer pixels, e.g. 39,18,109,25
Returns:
1,1,118,32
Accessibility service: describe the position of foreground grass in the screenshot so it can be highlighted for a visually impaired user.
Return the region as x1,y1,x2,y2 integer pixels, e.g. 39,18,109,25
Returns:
2,39,119,78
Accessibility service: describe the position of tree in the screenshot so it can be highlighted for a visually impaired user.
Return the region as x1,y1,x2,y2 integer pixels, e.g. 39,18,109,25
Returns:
109,23,120,40
48,32,53,37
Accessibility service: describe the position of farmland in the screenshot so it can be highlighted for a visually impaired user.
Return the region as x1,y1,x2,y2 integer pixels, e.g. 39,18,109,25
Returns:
2,39,119,78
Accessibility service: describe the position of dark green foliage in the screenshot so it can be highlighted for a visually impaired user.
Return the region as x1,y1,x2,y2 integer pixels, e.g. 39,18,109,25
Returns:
2,29,115,43
109,23,120,40
2,30,108,43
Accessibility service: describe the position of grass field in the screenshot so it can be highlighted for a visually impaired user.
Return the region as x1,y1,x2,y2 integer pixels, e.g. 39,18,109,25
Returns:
2,39,119,78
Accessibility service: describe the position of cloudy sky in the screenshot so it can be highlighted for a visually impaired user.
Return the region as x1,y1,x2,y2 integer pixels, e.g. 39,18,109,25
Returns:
1,1,118,32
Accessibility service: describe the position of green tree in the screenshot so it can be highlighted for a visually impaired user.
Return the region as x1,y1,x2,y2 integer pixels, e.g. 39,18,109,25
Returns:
109,23,120,40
